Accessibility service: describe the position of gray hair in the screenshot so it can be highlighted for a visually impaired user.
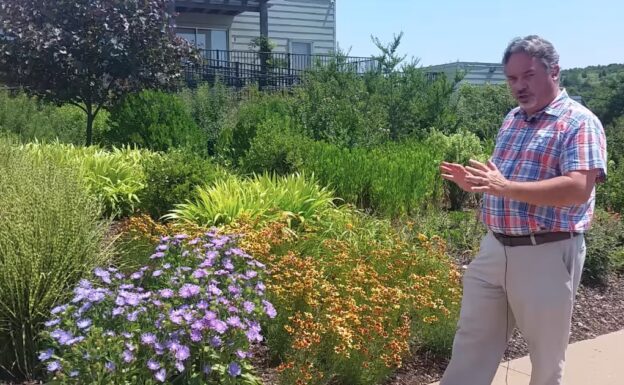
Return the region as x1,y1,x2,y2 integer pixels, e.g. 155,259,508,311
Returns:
502,35,560,74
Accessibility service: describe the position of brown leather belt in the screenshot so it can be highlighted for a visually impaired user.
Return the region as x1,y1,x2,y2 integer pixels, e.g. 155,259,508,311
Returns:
493,231,579,247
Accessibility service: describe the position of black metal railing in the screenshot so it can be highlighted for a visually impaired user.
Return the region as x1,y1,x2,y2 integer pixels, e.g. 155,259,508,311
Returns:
182,50,381,89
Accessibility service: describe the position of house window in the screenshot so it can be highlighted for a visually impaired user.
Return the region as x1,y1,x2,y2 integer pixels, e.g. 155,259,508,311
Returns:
176,27,228,61
289,41,313,70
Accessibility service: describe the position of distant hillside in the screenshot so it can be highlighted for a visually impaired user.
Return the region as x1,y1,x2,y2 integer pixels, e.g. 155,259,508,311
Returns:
560,63,624,127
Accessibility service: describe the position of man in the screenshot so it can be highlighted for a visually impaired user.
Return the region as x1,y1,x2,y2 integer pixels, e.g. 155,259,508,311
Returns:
439,35,607,385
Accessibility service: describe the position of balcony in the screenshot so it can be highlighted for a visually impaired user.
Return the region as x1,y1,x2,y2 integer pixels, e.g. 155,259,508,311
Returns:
182,49,381,90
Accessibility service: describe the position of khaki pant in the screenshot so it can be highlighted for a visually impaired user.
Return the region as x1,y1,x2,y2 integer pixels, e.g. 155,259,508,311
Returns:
440,231,586,385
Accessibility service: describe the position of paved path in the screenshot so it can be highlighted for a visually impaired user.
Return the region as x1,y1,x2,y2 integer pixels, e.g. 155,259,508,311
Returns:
429,329,624,385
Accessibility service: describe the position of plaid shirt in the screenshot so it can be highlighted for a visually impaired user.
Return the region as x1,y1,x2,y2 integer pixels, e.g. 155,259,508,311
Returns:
481,89,608,235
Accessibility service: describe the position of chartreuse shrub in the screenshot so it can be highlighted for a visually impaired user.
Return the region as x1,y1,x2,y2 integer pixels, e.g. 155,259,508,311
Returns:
39,231,276,384
20,142,151,218
164,172,336,229
0,140,112,380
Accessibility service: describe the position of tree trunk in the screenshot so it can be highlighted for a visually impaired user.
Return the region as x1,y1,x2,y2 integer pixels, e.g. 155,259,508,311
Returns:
86,103,94,146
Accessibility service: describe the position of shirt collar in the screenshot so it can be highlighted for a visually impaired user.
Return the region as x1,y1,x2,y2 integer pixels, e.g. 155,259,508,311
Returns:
514,88,570,120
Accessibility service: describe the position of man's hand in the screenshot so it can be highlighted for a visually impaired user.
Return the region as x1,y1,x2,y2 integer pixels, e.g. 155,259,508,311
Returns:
465,159,510,195
440,161,477,192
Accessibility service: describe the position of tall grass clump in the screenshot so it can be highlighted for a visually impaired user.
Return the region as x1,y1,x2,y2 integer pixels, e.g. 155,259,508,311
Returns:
0,140,112,380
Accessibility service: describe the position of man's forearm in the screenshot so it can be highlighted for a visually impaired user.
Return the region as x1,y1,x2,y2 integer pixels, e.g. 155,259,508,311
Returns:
503,176,589,206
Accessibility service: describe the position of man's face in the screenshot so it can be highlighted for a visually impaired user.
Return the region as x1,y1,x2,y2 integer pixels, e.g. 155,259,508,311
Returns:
504,52,559,115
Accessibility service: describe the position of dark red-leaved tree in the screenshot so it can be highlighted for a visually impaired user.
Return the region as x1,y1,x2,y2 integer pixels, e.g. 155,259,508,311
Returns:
0,0,195,145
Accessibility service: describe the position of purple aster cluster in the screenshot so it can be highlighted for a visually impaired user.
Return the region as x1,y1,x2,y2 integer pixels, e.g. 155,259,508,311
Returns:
39,230,276,384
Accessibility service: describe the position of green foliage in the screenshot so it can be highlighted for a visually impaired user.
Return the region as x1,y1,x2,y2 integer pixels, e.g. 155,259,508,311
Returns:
138,149,228,219
178,82,233,155
106,90,205,153
240,115,310,175
217,93,293,166
452,83,516,140
425,131,486,210
0,140,111,380
583,209,624,285
165,172,336,228
299,139,444,216
21,143,150,218
0,91,109,145
597,157,624,213
0,0,195,145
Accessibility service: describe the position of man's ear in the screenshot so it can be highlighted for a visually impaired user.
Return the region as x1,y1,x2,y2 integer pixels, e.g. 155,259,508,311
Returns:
551,64,560,82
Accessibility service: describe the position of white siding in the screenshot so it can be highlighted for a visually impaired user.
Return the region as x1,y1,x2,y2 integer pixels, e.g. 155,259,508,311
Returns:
175,0,336,54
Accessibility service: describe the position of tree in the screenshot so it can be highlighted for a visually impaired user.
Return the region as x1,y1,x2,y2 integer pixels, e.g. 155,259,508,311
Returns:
371,32,407,73
0,0,195,145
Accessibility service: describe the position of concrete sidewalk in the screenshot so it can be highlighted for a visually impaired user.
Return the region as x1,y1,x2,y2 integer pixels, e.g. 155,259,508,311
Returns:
429,329,624,385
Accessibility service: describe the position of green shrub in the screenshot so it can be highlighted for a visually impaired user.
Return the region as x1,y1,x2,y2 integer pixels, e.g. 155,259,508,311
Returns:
217,93,293,166
165,172,336,228
105,90,205,153
584,208,624,285
178,82,233,155
299,139,444,216
241,114,311,175
138,149,228,219
0,90,108,145
597,158,624,213
0,141,112,380
426,130,486,211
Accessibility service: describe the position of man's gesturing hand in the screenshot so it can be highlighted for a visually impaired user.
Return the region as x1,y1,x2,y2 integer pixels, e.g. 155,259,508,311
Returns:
440,161,476,192
465,159,510,195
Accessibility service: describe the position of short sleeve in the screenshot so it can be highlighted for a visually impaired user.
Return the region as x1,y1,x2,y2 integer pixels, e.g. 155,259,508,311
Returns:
559,116,608,183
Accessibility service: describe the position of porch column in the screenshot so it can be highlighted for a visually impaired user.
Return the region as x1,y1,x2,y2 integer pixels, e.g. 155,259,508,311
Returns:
259,0,269,89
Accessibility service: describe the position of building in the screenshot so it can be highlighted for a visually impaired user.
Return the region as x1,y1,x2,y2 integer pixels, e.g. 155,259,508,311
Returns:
173,0,336,56
423,61,506,85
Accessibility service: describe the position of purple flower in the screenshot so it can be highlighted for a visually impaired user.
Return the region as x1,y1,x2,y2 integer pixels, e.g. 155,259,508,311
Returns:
155,368,166,382
94,268,111,284
192,269,209,279
157,244,169,252
123,350,135,363
105,361,116,372
179,284,201,298
263,300,277,318
38,349,54,361
69,370,79,377
243,301,255,314
147,359,161,371
189,238,200,245
122,332,133,339
150,252,166,260
141,333,157,345
244,270,258,279
130,271,143,280
197,300,208,309
203,364,212,374
76,319,92,329
210,336,222,347
228,285,241,295
246,322,263,343
169,310,184,325
51,329,73,345
159,289,174,298
50,305,67,315
127,311,139,322
256,282,266,293
46,361,61,372
112,307,125,316
120,284,134,290
163,263,172,269
208,284,222,296
44,319,60,328
152,270,163,277
190,329,202,342
222,259,235,270
228,362,241,377
236,350,248,359
175,361,185,372
226,316,244,329
209,319,228,334
175,345,191,361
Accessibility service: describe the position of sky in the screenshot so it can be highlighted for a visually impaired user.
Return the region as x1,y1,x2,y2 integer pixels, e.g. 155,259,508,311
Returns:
336,0,624,70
